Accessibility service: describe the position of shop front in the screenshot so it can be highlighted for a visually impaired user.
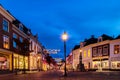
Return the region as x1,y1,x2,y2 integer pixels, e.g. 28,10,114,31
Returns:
111,57,120,69
0,50,12,71
0,56,8,70
83,59,91,70
13,54,28,70
111,61,120,69
29,54,37,70
102,60,109,69
92,60,109,69
83,62,90,70
42,60,48,71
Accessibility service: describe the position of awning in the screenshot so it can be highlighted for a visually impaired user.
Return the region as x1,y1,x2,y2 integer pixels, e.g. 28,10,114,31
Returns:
0,57,7,62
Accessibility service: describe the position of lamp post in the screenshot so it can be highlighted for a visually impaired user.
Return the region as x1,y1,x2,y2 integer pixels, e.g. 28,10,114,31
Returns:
98,54,102,71
62,31,68,77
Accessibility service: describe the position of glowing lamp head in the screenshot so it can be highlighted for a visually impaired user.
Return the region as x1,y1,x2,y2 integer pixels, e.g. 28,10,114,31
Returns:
38,56,40,59
62,32,68,41
79,49,82,53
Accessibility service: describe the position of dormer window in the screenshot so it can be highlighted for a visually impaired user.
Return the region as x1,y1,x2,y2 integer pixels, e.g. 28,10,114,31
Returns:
19,24,23,31
27,30,31,35
98,37,103,42
80,42,85,48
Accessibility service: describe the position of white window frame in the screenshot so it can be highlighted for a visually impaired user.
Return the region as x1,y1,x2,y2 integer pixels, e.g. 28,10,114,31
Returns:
3,35,9,49
3,19,9,32
13,33,17,39
19,37,23,43
98,37,103,42
13,40,17,48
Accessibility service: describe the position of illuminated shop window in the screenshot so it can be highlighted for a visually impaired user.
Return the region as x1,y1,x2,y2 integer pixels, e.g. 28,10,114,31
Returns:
93,61,99,68
102,61,109,68
0,57,8,70
25,57,28,69
111,62,120,69
14,57,18,69
117,63,120,68
19,56,24,69
111,62,116,68
3,35,9,49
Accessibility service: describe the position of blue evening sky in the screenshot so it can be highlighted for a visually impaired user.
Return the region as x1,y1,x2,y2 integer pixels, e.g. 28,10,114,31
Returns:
1,0,120,58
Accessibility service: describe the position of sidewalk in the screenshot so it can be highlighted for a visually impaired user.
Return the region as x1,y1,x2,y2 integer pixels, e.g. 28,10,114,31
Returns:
0,70,13,75
0,70,40,76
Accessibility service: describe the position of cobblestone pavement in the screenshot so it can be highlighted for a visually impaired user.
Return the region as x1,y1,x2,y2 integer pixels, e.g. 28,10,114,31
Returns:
0,70,120,80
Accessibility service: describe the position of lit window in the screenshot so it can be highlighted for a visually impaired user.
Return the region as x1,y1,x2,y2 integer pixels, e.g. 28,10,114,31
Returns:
3,35,9,49
88,49,91,57
114,45,119,54
84,50,87,58
19,37,23,43
3,19,9,32
19,24,23,31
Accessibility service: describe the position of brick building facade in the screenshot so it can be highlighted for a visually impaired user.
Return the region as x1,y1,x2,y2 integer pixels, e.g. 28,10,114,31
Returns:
0,5,43,72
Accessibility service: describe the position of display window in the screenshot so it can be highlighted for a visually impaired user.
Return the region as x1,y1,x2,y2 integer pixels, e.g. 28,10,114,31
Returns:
0,56,9,70
111,61,120,69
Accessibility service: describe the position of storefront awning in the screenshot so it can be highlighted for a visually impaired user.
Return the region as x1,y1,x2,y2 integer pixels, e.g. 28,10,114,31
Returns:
0,57,7,61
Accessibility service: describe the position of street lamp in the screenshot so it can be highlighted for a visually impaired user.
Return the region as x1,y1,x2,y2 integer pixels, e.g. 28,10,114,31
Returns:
98,54,102,71
61,31,68,77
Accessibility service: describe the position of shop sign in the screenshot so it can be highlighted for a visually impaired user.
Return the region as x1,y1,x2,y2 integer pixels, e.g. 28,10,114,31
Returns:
111,57,120,61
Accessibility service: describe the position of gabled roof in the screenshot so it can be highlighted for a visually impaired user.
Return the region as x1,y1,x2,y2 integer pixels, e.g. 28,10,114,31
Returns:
73,45,80,50
101,34,114,41
84,36,97,46
0,4,15,21
116,35,120,39
12,19,31,35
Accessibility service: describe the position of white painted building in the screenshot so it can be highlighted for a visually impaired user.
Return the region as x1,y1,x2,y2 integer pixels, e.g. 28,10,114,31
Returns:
72,48,80,70
29,34,42,70
72,35,120,70
81,45,92,70
110,39,120,69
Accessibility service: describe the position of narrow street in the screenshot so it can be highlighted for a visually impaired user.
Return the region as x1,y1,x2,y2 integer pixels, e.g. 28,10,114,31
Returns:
0,70,120,80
